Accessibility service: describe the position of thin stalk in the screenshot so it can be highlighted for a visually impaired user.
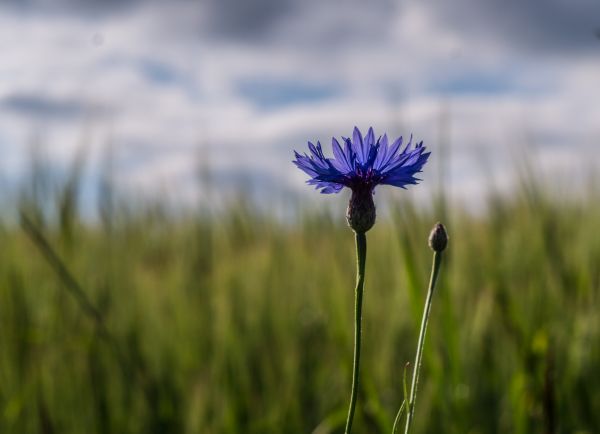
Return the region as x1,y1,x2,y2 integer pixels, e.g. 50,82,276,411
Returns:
391,401,406,434
391,362,410,434
344,231,367,434
404,250,443,434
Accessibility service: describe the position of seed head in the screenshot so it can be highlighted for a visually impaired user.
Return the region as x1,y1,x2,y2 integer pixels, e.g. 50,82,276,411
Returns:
428,222,448,252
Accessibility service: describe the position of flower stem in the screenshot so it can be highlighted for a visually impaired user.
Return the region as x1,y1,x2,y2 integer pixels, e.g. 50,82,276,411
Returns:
404,250,443,434
344,231,367,434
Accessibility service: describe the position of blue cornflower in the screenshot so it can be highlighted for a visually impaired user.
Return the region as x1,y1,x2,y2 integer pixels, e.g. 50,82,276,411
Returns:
293,126,430,232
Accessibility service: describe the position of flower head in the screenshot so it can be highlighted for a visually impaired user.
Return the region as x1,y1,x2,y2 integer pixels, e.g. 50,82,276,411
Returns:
293,126,430,232
293,126,430,195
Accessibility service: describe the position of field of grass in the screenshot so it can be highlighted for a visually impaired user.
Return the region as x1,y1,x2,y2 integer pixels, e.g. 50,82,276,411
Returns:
1,171,599,433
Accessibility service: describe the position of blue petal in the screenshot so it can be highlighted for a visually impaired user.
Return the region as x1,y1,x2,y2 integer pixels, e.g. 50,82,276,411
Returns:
373,133,389,170
352,126,368,164
381,151,430,188
307,141,327,169
365,138,380,168
364,127,375,149
377,136,403,171
293,153,319,177
344,138,354,165
331,137,353,173
320,183,344,194
382,145,425,175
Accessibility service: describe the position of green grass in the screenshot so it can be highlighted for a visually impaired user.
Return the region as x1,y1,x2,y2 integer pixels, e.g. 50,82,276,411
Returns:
1,175,600,433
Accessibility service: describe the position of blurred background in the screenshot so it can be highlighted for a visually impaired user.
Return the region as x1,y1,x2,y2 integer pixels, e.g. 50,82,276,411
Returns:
0,0,599,433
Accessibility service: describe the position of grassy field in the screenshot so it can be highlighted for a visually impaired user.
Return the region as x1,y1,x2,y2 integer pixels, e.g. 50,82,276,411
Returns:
1,172,599,433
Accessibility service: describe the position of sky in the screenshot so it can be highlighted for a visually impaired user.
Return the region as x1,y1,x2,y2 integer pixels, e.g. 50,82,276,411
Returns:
0,0,599,214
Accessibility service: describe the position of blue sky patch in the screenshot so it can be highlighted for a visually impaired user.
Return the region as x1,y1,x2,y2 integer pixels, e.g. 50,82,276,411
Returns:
236,78,340,110
139,59,179,85
430,73,516,96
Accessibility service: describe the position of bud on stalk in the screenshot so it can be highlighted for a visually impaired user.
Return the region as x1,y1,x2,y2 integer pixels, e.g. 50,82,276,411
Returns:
428,222,448,252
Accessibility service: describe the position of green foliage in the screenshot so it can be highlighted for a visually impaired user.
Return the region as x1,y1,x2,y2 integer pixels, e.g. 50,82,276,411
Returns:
1,178,599,433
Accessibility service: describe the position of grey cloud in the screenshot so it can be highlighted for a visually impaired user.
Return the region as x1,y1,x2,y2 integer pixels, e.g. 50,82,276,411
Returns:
202,0,397,43
425,0,600,55
3,0,599,54
1,0,397,44
185,0,600,54
202,0,295,40
2,0,143,16
1,0,292,39
2,93,112,120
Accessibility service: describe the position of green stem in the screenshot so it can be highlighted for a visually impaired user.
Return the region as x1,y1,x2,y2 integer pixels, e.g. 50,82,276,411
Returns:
344,231,367,434
404,251,443,434
391,400,406,434
392,362,410,434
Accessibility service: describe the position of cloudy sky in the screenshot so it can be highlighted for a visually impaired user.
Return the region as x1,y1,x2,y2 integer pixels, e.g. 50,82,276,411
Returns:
1,0,599,212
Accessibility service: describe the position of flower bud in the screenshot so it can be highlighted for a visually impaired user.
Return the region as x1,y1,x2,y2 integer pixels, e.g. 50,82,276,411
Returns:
428,222,448,252
346,188,376,233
